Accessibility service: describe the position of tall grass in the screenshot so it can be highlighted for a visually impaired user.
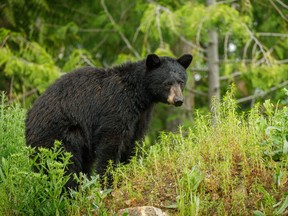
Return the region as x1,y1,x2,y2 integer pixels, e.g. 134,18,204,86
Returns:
109,89,288,215
0,90,287,215
0,93,109,215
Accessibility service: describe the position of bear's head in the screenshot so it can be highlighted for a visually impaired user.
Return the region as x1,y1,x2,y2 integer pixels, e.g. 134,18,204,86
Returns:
145,54,193,106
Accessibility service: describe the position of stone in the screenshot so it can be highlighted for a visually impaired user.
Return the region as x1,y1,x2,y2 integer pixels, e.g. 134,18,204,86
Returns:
118,206,168,216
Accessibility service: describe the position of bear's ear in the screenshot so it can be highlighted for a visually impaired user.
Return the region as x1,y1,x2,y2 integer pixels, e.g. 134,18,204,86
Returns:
146,54,161,70
177,54,193,69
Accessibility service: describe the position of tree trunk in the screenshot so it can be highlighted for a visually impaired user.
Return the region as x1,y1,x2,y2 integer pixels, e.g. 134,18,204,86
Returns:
207,0,220,108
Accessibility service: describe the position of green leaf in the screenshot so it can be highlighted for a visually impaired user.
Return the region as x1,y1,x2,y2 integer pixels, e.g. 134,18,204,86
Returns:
283,138,288,154
275,196,288,215
164,203,178,209
253,210,265,216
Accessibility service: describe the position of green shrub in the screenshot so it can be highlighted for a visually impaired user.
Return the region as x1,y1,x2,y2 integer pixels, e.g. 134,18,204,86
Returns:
0,93,26,159
0,93,109,215
0,90,287,215
109,89,288,215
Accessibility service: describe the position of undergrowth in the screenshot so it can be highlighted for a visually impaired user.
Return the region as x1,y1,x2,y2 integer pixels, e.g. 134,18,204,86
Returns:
108,89,288,215
0,89,287,215
0,93,109,215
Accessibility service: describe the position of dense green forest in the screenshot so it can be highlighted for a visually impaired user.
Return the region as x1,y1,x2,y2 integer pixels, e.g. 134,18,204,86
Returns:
1,0,288,131
0,0,288,215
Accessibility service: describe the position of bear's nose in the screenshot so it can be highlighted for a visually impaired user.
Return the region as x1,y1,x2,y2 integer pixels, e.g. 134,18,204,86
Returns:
173,96,183,107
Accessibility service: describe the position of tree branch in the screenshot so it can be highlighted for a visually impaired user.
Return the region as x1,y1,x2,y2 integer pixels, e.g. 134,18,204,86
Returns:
220,72,241,81
219,58,288,64
1,35,9,47
216,0,237,4
94,35,109,54
196,17,206,49
78,28,116,33
224,31,231,61
177,35,206,52
190,67,209,72
44,23,117,33
8,89,38,104
278,59,288,64
243,24,271,65
258,32,288,37
276,0,288,9
156,4,206,52
100,0,140,58
155,5,164,47
242,38,253,63
81,54,95,67
269,0,288,22
187,89,208,97
237,80,288,103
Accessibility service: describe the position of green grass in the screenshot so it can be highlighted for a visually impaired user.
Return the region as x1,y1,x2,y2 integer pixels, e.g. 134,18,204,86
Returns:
0,93,109,215
0,90,287,215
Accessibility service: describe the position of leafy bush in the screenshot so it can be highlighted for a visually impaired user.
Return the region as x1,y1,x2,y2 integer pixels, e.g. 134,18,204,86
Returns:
0,93,26,159
0,93,109,215
0,90,287,215
0,29,60,95
109,89,288,215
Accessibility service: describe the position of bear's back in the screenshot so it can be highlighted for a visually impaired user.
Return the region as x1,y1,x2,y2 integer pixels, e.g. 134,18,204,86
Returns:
25,65,141,148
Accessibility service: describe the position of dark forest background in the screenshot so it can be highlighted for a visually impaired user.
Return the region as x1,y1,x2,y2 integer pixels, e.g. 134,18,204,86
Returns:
1,0,288,138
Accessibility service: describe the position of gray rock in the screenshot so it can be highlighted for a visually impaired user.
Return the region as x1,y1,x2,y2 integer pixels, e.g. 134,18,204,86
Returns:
118,206,168,216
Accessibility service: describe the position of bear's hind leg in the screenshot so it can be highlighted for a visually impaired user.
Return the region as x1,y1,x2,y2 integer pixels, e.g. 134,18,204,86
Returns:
62,125,92,189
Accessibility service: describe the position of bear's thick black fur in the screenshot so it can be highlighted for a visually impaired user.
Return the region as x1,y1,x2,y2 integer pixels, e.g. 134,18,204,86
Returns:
25,54,193,188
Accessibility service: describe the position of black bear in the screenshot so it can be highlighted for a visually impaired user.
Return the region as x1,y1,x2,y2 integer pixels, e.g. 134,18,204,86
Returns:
25,54,193,188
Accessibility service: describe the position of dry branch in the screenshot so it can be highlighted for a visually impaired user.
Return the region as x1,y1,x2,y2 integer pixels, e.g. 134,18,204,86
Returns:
237,80,288,103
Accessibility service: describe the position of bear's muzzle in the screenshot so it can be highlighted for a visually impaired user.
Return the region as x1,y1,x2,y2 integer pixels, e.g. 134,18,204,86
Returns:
167,84,184,107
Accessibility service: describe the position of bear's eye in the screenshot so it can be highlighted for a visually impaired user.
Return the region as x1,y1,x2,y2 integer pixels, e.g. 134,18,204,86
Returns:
164,81,173,87
179,81,184,90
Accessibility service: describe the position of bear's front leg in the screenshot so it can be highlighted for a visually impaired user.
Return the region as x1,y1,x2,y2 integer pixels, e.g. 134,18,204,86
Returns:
94,134,134,186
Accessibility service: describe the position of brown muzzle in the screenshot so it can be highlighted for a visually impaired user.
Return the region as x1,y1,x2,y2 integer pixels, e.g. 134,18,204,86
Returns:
167,84,184,107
